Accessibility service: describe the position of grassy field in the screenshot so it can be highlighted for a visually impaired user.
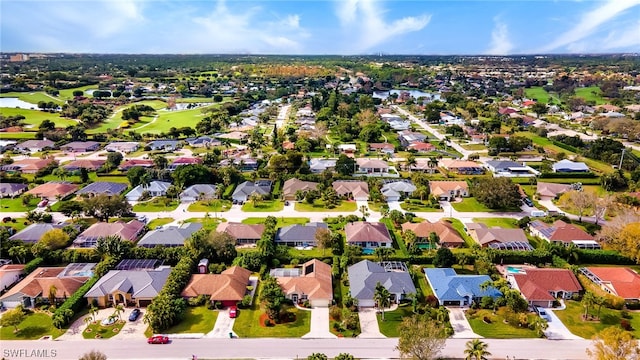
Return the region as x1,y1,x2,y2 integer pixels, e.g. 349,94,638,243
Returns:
132,198,179,212
524,87,550,104
242,217,309,227
58,85,97,100
472,217,519,229
1,91,64,105
0,132,37,140
451,198,519,212
553,300,640,339
376,304,415,337
400,200,443,212
294,200,357,212
467,308,539,338
88,100,168,134
164,306,218,334
147,217,175,229
575,86,606,105
232,305,310,338
187,200,232,212
0,197,38,212
127,104,221,135
0,312,66,340
0,107,77,128
82,319,126,339
241,200,284,212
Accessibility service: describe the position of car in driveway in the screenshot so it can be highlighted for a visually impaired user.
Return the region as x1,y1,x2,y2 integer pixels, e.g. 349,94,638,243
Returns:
229,306,238,318
147,335,169,344
535,306,551,321
522,197,534,207
129,308,141,321
101,317,116,326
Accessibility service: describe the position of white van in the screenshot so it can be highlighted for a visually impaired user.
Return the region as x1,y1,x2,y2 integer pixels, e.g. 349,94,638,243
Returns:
530,210,547,217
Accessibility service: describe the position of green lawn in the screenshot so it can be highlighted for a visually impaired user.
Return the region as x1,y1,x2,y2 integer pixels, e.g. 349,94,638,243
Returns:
0,312,66,340
472,217,519,229
232,305,310,338
241,200,284,212
460,143,487,151
242,217,309,227
127,104,222,135
88,100,169,134
0,132,37,140
0,197,38,212
466,308,539,338
444,218,476,248
82,319,126,339
553,300,640,339
57,85,97,100
376,304,415,337
294,200,357,212
147,217,175,229
451,198,519,212
367,201,386,212
164,306,218,334
400,200,443,212
1,91,64,105
414,266,434,297
575,86,606,105
183,217,225,232
0,107,77,128
132,198,179,212
187,200,232,212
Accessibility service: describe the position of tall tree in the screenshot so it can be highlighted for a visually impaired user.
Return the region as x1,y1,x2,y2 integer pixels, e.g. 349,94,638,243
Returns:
586,326,640,360
0,307,25,333
315,228,332,255
464,339,491,360
396,315,447,360
260,276,286,321
559,190,595,222
374,282,392,321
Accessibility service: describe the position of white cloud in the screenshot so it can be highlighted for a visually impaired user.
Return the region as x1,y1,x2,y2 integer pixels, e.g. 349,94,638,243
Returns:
538,0,640,52
602,20,640,50
486,18,513,55
335,0,430,53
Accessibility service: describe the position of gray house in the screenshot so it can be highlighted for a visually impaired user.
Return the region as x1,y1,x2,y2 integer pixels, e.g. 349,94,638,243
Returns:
0,183,27,198
125,181,172,201
137,223,203,248
231,180,272,203
275,222,328,247
147,140,180,151
347,260,416,308
424,268,501,306
179,184,218,202
552,159,590,173
380,180,416,201
84,266,171,307
9,223,61,244
77,182,128,197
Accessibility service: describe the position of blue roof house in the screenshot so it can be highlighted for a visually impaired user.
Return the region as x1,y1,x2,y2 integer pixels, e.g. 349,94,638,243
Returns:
424,268,501,306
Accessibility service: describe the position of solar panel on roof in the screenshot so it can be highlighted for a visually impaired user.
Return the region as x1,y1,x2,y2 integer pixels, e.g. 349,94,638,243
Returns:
115,258,163,270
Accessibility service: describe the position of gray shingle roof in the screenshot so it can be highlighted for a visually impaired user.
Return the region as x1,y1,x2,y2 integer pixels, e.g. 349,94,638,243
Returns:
232,181,271,200
179,184,218,201
275,222,328,243
137,223,203,247
347,260,416,301
9,223,60,244
84,266,171,299
77,182,128,196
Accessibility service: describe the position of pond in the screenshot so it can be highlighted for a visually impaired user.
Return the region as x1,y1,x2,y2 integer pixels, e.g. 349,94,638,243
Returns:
372,89,441,101
0,97,39,109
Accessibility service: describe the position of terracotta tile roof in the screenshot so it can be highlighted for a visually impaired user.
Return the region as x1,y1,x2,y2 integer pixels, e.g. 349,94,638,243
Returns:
586,267,640,300
332,181,369,198
63,159,106,170
0,267,89,300
536,182,571,197
76,220,145,243
276,259,332,301
26,182,78,199
8,158,55,172
119,159,154,170
0,264,25,283
369,143,395,150
282,178,319,198
216,223,264,240
439,159,482,169
407,142,435,151
401,221,464,246
345,222,392,244
511,269,582,302
428,181,468,197
181,266,251,301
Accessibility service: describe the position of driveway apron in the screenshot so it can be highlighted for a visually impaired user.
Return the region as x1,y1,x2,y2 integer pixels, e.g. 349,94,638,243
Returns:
302,307,336,339
357,308,385,338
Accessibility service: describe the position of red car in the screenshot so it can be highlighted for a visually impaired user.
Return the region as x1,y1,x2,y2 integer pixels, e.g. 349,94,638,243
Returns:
147,335,169,344
229,306,238,318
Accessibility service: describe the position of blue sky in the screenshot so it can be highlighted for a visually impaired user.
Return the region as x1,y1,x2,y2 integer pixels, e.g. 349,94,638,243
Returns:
1,0,639,55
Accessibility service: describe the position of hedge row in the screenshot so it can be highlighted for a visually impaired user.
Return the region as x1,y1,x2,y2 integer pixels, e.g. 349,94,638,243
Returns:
52,274,100,328
577,250,636,265
551,140,579,153
539,172,597,179
23,257,44,274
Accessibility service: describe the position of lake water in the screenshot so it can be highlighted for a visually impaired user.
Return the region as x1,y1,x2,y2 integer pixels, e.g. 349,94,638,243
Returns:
373,89,441,101
0,97,39,109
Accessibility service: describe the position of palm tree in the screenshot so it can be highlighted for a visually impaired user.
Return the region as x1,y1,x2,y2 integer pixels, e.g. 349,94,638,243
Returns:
113,304,124,321
464,339,491,360
249,192,262,207
48,284,58,306
582,291,596,320
374,282,391,321
428,157,439,172
359,205,369,220
90,306,99,322
83,316,93,328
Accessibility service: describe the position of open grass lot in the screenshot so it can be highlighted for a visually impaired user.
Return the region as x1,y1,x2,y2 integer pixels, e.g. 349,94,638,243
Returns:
467,308,539,338
460,143,487,151
187,200,232,212
0,132,37,140
367,201,386,212
0,312,66,340
1,91,64,105
472,217,519,229
88,100,168,134
451,198,518,212
0,107,77,128
147,217,175,229
0,197,38,212
82,319,126,339
241,200,284,212
376,304,415,337
57,85,97,100
524,87,561,104
164,306,218,334
575,86,606,105
242,217,309,227
128,104,222,134
233,305,310,338
132,197,179,212
553,300,640,339
400,200,442,212
294,200,357,212
183,217,224,231
288,247,332,257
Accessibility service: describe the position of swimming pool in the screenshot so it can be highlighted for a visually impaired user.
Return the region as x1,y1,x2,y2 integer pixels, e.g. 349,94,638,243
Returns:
506,266,526,274
362,248,374,255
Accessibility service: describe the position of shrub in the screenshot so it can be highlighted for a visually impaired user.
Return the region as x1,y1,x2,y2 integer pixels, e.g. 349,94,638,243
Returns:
620,318,632,331
264,319,273,327
329,306,342,321
483,316,492,324
24,257,44,274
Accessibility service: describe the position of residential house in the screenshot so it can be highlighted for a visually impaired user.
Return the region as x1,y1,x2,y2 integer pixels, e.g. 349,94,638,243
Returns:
0,263,96,308
407,142,435,153
181,266,252,307
217,131,248,142
179,184,218,202
369,143,395,154
552,159,590,173
60,141,100,153
271,259,333,307
186,136,221,148
439,159,484,175
410,158,439,173
118,159,154,171
508,268,582,307
348,260,416,307
105,142,139,153
0,157,55,174
0,264,25,293
397,130,427,147
168,157,202,171
429,181,469,201
26,182,78,200
216,222,264,245
536,182,572,201
9,223,61,244
231,180,272,203
485,160,539,177
147,140,180,151
529,220,599,249
62,159,106,172
424,268,501,306
380,180,416,201
73,220,145,248
137,223,203,248
282,179,318,200
345,222,392,249
275,222,328,247
337,144,357,155
84,266,171,307
332,180,369,201
125,181,172,201
467,224,529,247
580,267,640,304
356,158,389,176
77,182,128,197
219,157,258,171
16,139,55,153
0,183,27,198
401,220,464,248
309,158,336,173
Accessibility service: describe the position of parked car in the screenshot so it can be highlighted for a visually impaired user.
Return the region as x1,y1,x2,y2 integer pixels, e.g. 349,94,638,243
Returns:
522,198,534,207
148,335,169,344
101,317,116,326
129,308,141,321
534,306,551,321
229,306,238,318
284,201,290,206
37,199,49,208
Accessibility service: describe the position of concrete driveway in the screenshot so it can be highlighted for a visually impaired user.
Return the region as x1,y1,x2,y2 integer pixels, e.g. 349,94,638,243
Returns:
117,308,148,339
302,307,336,339
545,308,583,340
387,200,404,213
357,308,385,338
206,308,236,338
58,307,147,340
447,307,482,339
